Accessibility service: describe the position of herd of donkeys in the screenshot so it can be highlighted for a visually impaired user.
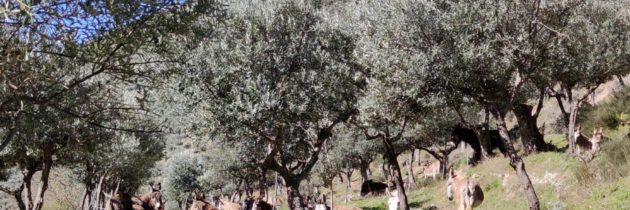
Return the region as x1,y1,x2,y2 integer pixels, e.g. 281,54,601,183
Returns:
107,125,608,210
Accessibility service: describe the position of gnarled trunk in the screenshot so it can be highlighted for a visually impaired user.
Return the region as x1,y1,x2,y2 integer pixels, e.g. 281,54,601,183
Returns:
513,104,548,154
80,188,92,210
12,184,26,210
567,99,579,154
406,155,415,189
23,167,36,210
32,151,53,210
383,138,409,210
285,180,306,210
359,160,369,183
94,170,108,210
491,109,540,210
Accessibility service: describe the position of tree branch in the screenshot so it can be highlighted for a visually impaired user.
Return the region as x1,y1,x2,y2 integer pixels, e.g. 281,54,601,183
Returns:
0,125,17,153
391,117,409,141
532,87,545,118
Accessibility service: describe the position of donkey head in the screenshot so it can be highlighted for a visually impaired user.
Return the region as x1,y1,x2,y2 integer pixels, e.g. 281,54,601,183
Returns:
446,169,459,201
591,127,604,143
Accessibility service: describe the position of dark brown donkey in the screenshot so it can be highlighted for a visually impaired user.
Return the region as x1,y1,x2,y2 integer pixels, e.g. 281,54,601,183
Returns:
108,192,145,210
242,196,273,210
132,183,164,210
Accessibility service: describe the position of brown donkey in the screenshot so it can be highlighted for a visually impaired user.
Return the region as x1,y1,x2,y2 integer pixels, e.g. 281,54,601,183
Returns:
132,183,164,210
575,126,605,156
218,197,241,210
446,169,484,210
189,189,218,210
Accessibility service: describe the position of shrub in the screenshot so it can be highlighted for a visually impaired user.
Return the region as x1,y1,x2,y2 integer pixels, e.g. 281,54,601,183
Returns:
574,134,630,187
163,153,207,209
578,87,630,133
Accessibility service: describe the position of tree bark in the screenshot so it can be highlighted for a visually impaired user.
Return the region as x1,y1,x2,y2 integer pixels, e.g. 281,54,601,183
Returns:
617,75,626,87
381,162,389,178
260,168,268,200
438,154,448,179
13,185,27,210
80,188,92,210
94,171,108,210
32,151,53,210
383,138,409,210
345,171,350,204
23,168,36,210
344,169,352,189
274,172,278,210
285,179,306,210
491,109,540,210
81,162,94,210
359,160,370,184
7,181,26,210
513,104,548,154
406,155,415,189
414,149,421,165
563,85,598,154
568,102,579,154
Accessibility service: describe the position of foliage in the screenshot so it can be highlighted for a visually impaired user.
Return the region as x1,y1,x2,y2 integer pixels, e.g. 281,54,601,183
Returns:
163,152,207,206
578,87,630,132
575,135,630,186
198,141,261,197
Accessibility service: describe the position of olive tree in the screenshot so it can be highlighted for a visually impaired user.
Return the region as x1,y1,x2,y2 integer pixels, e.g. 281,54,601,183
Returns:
180,2,365,209
545,1,630,154
163,152,207,210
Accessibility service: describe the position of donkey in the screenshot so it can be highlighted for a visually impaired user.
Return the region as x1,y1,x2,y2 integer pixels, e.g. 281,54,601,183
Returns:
450,125,484,164
219,198,242,210
575,126,605,155
447,170,484,210
133,183,164,210
108,192,145,210
418,160,440,179
242,197,273,210
385,187,399,210
360,180,388,196
190,189,218,210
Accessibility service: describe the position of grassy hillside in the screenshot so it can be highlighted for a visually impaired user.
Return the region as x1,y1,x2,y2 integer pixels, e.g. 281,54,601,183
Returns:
311,132,628,210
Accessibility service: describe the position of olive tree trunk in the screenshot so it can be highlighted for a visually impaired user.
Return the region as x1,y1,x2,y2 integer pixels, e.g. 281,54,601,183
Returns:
383,137,409,210
24,168,37,210
32,151,53,210
285,179,307,210
359,159,370,183
491,109,540,210
513,103,548,154
406,155,415,190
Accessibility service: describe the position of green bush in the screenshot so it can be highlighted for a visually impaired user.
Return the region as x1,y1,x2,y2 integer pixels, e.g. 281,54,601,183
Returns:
575,134,630,187
578,87,630,133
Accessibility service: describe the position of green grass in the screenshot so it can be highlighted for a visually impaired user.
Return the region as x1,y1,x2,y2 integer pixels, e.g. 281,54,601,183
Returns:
330,150,597,210
583,177,630,209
